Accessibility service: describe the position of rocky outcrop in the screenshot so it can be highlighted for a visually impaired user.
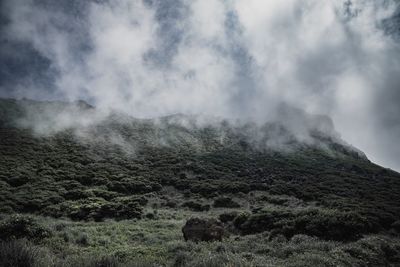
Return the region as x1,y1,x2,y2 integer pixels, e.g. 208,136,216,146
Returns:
182,218,224,242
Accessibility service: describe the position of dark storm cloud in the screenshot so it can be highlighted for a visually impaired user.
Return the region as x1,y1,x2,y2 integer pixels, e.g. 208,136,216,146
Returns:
1,0,400,170
0,0,93,99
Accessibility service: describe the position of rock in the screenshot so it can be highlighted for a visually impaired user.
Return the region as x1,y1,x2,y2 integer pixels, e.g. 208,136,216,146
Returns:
182,218,224,242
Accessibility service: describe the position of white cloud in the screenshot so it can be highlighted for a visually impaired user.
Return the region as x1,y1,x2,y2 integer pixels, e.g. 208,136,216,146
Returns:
3,0,400,170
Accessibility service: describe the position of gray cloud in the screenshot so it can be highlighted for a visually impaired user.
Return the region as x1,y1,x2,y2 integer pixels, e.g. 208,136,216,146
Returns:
1,0,400,170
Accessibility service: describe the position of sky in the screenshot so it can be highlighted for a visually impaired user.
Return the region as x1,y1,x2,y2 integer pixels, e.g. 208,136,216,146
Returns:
1,0,400,171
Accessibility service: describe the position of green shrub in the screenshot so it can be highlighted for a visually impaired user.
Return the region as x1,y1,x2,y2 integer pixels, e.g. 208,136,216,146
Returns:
144,212,157,220
182,201,210,212
233,212,251,229
75,232,90,246
107,178,161,194
0,215,52,241
6,176,31,187
219,211,239,223
0,205,14,213
90,188,121,200
63,188,95,200
234,208,372,241
213,197,240,208
43,197,144,221
164,200,178,208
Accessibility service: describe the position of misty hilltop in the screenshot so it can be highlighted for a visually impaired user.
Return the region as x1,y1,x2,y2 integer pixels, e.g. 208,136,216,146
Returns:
0,98,365,158
1,98,400,266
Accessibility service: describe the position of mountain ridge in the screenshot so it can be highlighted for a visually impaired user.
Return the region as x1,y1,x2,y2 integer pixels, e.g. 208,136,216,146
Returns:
0,97,367,160
1,97,400,266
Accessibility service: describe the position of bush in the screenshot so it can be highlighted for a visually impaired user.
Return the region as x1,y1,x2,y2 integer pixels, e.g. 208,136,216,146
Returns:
233,212,251,229
164,200,178,208
0,215,52,241
234,208,372,241
219,211,239,223
43,197,144,221
6,176,31,187
213,197,240,208
0,205,14,213
63,188,95,200
107,178,161,194
75,232,90,246
90,188,121,200
182,201,210,212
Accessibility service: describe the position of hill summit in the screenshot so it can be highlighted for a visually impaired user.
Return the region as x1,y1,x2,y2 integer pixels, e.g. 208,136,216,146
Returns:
1,98,400,266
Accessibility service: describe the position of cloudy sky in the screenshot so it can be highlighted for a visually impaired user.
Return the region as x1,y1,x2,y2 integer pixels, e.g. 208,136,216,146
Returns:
1,0,400,171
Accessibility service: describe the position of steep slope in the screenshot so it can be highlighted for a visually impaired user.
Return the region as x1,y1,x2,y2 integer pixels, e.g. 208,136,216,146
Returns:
1,98,400,233
1,98,400,267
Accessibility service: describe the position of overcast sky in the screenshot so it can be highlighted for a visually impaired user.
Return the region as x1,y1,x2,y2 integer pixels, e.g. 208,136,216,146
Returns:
1,0,400,171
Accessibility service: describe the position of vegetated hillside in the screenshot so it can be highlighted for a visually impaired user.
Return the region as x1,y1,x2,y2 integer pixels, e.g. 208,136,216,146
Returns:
1,98,400,266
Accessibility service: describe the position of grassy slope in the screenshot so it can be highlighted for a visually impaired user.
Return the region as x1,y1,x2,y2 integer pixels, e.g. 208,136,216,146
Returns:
1,98,400,266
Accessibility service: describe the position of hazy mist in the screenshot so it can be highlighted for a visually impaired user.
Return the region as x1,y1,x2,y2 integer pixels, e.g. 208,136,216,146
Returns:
1,0,400,170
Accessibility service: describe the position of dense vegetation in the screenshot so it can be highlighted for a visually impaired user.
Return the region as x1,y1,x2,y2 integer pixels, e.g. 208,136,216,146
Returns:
1,98,400,266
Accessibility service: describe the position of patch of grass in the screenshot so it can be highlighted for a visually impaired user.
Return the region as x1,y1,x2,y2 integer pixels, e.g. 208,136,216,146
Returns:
0,239,38,267
0,213,400,266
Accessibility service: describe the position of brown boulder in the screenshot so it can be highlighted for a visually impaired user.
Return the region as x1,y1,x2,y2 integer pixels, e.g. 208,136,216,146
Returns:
182,218,224,242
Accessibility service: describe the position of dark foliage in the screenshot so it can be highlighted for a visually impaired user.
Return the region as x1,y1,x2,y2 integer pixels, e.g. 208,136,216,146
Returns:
0,215,52,241
234,208,374,241
182,201,210,212
219,211,239,223
43,196,145,221
0,239,39,267
213,197,240,208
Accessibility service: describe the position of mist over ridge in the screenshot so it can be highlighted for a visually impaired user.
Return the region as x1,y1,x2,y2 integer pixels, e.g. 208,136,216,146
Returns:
1,0,400,170
0,97,367,164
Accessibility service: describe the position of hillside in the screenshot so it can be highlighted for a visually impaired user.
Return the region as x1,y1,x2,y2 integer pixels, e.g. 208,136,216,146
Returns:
1,98,400,267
